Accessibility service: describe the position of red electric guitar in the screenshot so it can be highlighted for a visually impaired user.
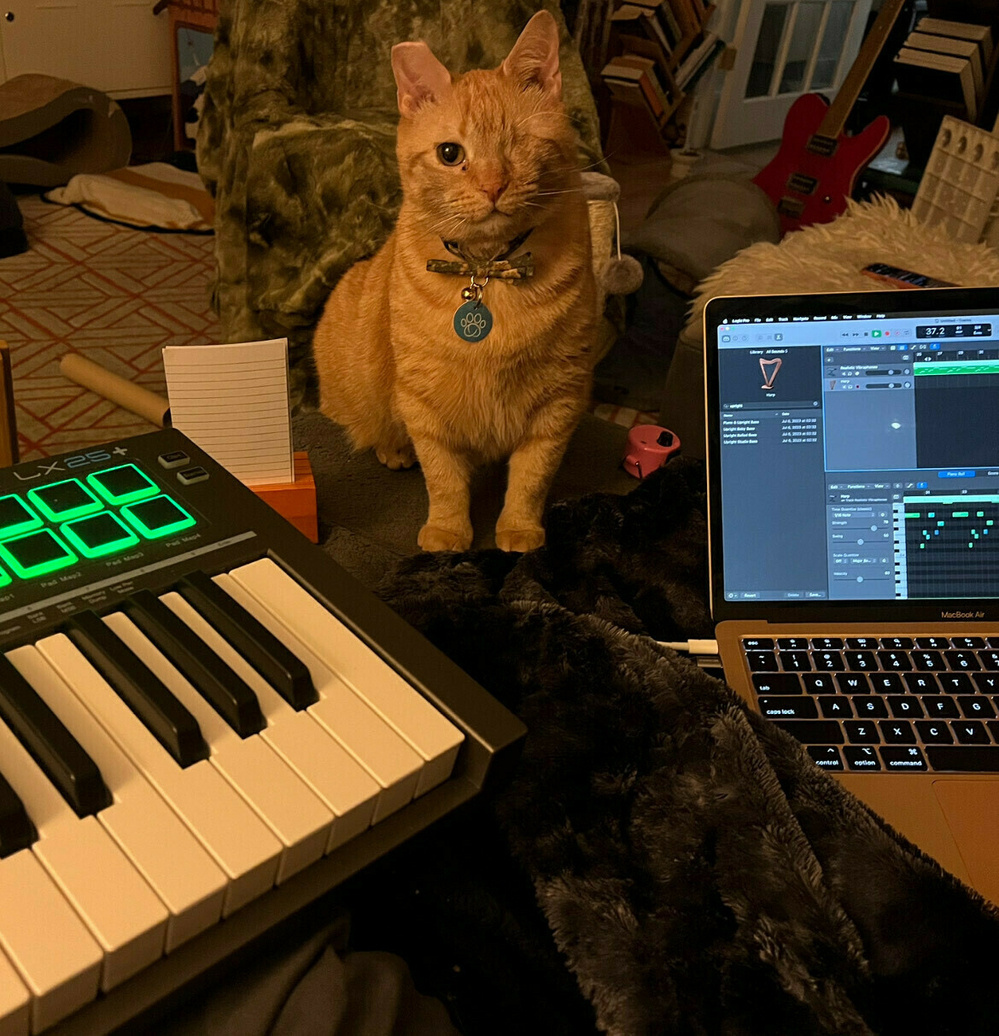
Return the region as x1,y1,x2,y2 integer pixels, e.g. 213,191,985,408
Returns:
752,0,908,236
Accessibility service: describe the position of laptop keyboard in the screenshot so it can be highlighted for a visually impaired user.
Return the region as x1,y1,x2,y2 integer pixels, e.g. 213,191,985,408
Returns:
742,635,999,773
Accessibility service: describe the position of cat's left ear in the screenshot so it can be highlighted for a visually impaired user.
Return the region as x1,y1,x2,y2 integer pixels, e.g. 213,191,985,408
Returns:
392,42,452,116
501,10,562,100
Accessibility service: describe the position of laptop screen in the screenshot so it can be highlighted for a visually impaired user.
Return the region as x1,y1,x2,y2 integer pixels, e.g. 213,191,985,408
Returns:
704,286,999,623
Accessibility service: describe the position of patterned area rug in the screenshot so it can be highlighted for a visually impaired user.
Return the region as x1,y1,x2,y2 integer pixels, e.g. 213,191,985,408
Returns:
0,195,649,465
0,194,219,461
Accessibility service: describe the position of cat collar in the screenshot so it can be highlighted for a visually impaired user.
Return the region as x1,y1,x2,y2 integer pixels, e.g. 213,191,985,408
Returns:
427,230,534,343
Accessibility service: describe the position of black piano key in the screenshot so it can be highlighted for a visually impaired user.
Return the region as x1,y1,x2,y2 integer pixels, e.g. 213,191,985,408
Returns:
0,652,112,818
68,611,210,768
0,769,37,857
178,570,318,711
125,590,266,738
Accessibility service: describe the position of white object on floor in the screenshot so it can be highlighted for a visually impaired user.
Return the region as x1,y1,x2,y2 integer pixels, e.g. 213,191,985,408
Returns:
44,162,213,232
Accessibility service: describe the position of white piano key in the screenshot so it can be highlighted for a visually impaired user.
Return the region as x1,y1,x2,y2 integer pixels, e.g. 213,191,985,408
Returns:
103,612,332,884
0,948,30,1036
227,559,465,795
209,577,422,823
159,592,380,850
35,634,282,917
0,850,101,1033
6,646,227,953
0,703,168,991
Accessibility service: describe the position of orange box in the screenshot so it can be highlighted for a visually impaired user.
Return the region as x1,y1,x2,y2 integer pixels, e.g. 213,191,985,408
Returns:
250,451,319,542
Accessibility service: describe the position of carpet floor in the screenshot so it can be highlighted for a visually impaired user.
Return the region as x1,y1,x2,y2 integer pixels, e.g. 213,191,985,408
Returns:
0,196,652,463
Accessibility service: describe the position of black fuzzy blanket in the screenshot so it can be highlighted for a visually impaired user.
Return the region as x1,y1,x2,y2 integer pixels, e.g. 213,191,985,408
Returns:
352,459,999,1036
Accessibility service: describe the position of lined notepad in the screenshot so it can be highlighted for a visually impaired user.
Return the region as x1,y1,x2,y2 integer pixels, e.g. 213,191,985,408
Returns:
162,339,294,486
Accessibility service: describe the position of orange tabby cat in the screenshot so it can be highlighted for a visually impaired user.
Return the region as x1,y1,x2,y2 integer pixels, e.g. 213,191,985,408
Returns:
312,10,597,553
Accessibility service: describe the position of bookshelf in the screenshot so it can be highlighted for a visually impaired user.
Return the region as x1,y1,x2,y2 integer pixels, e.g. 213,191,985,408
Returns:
594,0,721,148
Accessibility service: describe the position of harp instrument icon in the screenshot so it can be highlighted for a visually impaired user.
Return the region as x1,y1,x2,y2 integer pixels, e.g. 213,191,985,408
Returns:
760,357,782,389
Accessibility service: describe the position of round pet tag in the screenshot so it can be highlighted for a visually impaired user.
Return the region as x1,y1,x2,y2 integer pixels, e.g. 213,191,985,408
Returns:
453,300,493,342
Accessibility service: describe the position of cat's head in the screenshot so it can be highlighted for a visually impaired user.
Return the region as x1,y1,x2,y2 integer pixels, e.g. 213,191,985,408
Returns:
391,11,582,254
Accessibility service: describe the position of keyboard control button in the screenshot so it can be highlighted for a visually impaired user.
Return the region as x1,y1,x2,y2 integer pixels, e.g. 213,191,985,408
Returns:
0,529,77,580
120,495,197,539
916,721,954,744
177,466,210,486
952,636,985,650
741,638,774,651
27,479,102,522
157,450,190,470
926,746,999,772
807,746,843,770
811,637,844,650
916,637,950,650
776,638,809,650
86,464,159,506
752,673,802,694
0,494,42,538
843,746,881,770
60,512,140,560
879,720,916,744
880,637,914,650
758,697,817,719
879,746,927,771
772,720,844,744
846,637,878,649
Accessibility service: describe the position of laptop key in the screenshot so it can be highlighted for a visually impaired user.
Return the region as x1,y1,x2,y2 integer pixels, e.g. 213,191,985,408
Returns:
939,673,976,695
852,697,888,718
843,746,881,770
953,636,985,650
887,696,923,718
957,696,995,719
880,746,927,771
813,651,844,671
870,673,905,694
745,651,778,672
917,720,954,743
916,637,950,650
752,673,802,694
926,745,999,772
778,651,811,672
817,696,853,718
844,651,877,671
846,637,878,649
904,673,940,694
881,636,914,650
806,746,843,770
879,720,916,744
758,697,817,719
877,650,912,671
973,672,999,693
802,673,836,694
945,650,980,671
845,721,880,743
811,637,843,650
920,695,960,718
954,721,991,745
835,672,871,694
772,719,844,744
912,651,944,671
776,638,809,650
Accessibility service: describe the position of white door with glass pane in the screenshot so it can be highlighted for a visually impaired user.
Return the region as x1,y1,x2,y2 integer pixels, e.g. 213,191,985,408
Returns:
711,0,873,149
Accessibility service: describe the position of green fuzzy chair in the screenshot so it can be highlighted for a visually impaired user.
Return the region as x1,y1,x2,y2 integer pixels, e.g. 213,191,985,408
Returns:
197,0,606,408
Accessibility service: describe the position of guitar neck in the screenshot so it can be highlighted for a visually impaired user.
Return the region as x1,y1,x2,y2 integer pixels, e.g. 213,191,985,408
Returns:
814,0,908,142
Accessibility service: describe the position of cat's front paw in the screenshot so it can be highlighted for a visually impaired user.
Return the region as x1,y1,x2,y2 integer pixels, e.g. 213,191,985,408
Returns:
495,525,545,553
419,523,473,552
376,443,417,470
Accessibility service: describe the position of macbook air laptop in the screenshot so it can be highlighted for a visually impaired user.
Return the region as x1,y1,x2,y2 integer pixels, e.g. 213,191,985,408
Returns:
703,286,999,906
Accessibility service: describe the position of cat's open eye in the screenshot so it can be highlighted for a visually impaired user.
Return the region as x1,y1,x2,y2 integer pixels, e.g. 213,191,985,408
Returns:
436,142,466,167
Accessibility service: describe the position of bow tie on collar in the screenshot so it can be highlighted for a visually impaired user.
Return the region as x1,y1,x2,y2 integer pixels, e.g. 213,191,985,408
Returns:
426,229,535,280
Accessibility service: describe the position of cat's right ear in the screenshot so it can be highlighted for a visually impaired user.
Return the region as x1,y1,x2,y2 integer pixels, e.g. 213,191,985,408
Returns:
391,42,452,116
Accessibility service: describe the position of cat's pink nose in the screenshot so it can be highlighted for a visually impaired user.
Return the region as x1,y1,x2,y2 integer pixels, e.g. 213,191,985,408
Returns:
481,181,507,204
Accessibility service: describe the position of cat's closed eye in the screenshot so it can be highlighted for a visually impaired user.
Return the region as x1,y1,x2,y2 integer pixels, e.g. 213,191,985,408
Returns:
436,142,466,167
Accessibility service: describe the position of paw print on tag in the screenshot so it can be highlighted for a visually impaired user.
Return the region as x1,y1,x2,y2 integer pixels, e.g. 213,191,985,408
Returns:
453,300,493,341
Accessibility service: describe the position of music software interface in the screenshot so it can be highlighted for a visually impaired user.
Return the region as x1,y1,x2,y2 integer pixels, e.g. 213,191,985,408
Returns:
716,310,999,601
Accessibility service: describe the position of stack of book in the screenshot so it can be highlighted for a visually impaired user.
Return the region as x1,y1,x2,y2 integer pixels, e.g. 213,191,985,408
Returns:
893,16,994,161
600,0,721,136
